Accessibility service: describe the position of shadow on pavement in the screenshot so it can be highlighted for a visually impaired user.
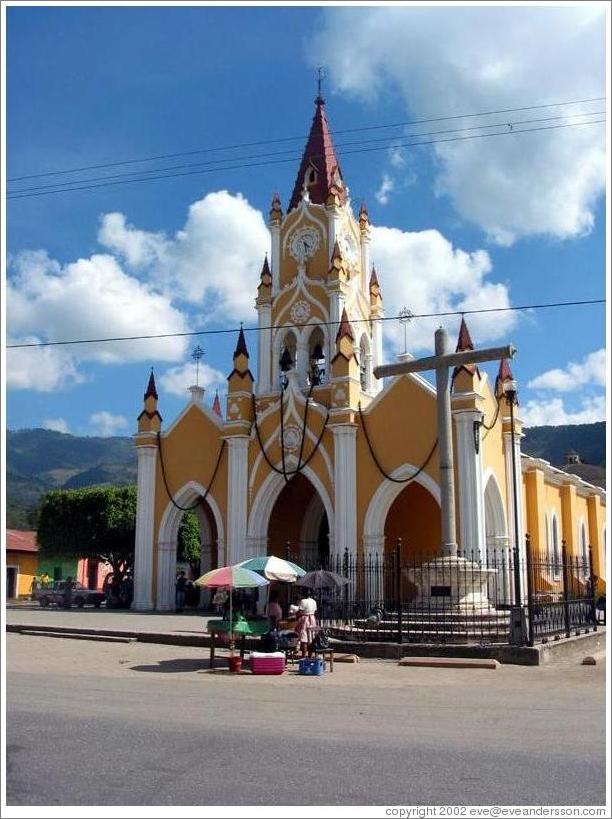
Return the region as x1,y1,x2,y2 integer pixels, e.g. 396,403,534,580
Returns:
130,658,213,673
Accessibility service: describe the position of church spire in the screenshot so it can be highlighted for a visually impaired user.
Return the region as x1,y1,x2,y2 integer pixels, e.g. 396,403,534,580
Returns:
453,317,480,380
144,368,158,401
288,96,346,211
212,390,222,418
138,368,162,433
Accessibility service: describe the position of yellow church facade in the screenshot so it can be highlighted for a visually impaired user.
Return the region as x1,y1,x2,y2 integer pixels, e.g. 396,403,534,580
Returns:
132,95,606,612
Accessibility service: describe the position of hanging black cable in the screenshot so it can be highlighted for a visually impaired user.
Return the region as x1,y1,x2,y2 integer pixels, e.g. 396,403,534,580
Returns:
358,401,438,484
157,432,226,511
251,395,329,483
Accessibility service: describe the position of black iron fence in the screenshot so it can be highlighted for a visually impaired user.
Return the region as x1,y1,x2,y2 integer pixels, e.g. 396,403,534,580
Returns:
286,536,602,647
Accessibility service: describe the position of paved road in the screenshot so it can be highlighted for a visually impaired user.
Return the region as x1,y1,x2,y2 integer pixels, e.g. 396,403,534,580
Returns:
6,634,606,806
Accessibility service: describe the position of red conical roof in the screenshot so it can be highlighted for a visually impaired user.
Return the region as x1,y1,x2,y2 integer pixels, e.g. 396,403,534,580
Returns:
336,307,355,343
498,358,513,381
212,390,222,418
455,317,474,352
144,369,158,401
260,255,271,279
289,98,346,211
369,265,379,289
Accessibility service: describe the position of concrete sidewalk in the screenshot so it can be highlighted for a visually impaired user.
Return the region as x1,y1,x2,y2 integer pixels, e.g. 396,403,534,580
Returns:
6,604,214,646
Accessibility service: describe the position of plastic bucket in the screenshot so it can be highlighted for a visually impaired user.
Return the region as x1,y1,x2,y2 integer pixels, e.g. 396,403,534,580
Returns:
228,655,242,673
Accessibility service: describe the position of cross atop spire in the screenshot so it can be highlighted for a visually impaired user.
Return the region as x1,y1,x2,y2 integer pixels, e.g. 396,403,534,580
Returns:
289,96,346,211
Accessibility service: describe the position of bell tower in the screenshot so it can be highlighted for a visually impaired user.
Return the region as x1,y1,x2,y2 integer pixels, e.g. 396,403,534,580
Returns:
255,92,383,399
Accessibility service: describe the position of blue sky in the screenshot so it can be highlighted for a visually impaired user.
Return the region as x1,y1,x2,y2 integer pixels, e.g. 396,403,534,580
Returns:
5,5,607,437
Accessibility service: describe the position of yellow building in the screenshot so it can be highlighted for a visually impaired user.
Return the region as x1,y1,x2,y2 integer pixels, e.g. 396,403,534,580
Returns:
131,94,606,612
6,530,39,599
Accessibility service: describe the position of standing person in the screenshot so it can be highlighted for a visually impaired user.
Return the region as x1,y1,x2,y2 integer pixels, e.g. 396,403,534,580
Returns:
62,577,74,608
295,593,318,657
266,590,283,628
212,587,228,616
175,571,188,613
40,572,50,588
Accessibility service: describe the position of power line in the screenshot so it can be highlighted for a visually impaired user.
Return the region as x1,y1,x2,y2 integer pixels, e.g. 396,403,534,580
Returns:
7,118,605,201
7,96,604,183
9,111,604,196
6,298,605,350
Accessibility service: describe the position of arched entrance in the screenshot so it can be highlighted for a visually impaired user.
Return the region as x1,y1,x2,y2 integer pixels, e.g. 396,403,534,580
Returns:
363,466,441,603
484,473,511,604
156,482,224,611
267,473,330,568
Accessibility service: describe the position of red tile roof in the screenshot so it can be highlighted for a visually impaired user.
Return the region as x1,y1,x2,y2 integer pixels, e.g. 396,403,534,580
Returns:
6,530,38,552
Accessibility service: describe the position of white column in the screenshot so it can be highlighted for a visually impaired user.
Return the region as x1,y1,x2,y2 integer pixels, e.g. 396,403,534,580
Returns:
328,292,344,366
371,309,384,394
270,223,281,295
226,436,250,564
132,444,157,610
504,429,526,601
156,540,177,611
297,338,309,388
360,231,371,294
257,304,272,394
332,425,357,561
327,208,341,262
453,409,486,563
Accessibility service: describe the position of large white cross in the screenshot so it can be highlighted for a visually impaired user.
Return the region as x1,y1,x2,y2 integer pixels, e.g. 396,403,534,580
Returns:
374,326,516,558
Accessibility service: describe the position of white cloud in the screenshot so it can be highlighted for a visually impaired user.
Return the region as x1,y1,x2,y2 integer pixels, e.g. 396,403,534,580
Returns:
98,190,270,320
89,411,129,437
42,418,69,434
375,173,395,205
97,212,167,269
6,335,84,392
521,395,605,427
7,250,189,366
527,349,606,392
159,361,226,398
314,6,605,244
370,225,515,354
388,146,406,169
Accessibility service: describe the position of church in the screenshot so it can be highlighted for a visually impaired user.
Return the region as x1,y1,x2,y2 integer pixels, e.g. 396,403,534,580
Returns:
132,93,606,612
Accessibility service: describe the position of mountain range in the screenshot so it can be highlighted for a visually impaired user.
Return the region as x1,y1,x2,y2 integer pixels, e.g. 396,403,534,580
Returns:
6,422,606,529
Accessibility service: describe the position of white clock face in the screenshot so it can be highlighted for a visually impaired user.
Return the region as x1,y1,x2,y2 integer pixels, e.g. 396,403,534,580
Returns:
289,227,320,263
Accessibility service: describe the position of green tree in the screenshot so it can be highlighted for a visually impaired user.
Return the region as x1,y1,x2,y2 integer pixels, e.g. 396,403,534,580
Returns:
37,485,137,591
177,511,201,577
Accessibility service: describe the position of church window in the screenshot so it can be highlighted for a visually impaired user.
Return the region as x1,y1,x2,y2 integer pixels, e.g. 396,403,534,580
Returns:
307,167,317,187
551,515,561,580
279,331,297,389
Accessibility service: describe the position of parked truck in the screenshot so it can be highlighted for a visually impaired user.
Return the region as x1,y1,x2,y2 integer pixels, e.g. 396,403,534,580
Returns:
34,580,105,608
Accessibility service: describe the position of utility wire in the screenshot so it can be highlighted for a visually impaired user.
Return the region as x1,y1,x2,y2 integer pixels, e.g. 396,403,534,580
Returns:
6,298,605,350
6,119,605,201
8,96,605,182
9,111,604,196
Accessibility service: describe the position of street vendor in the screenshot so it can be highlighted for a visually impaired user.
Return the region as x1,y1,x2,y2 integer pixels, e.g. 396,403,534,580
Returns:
295,593,317,657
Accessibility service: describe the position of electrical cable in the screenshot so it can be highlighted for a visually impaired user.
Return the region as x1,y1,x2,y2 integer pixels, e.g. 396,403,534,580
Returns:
6,118,605,200
6,298,606,350
8,95,604,183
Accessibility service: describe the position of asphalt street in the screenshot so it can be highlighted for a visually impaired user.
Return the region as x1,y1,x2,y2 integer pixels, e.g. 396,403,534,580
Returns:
6,634,607,806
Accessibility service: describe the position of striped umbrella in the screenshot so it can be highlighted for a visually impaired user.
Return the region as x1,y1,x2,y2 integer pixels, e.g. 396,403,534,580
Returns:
195,565,269,648
236,555,306,582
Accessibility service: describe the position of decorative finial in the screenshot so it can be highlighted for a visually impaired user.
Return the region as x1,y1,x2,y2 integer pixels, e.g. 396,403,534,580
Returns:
191,345,204,386
316,66,325,104
398,307,414,354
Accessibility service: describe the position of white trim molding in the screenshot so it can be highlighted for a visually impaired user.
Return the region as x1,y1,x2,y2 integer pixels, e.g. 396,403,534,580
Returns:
226,436,250,564
453,408,486,563
331,424,358,561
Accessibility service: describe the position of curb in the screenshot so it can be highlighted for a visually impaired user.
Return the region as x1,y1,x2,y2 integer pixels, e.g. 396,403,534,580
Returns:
398,657,499,669
7,623,605,665
18,629,136,644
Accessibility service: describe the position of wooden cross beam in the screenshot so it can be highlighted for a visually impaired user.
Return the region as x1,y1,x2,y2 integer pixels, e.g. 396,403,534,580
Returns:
373,327,516,558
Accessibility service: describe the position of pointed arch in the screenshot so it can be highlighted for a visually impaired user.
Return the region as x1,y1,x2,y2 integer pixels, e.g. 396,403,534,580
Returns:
363,464,441,549
247,465,334,553
156,481,225,610
483,472,508,552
